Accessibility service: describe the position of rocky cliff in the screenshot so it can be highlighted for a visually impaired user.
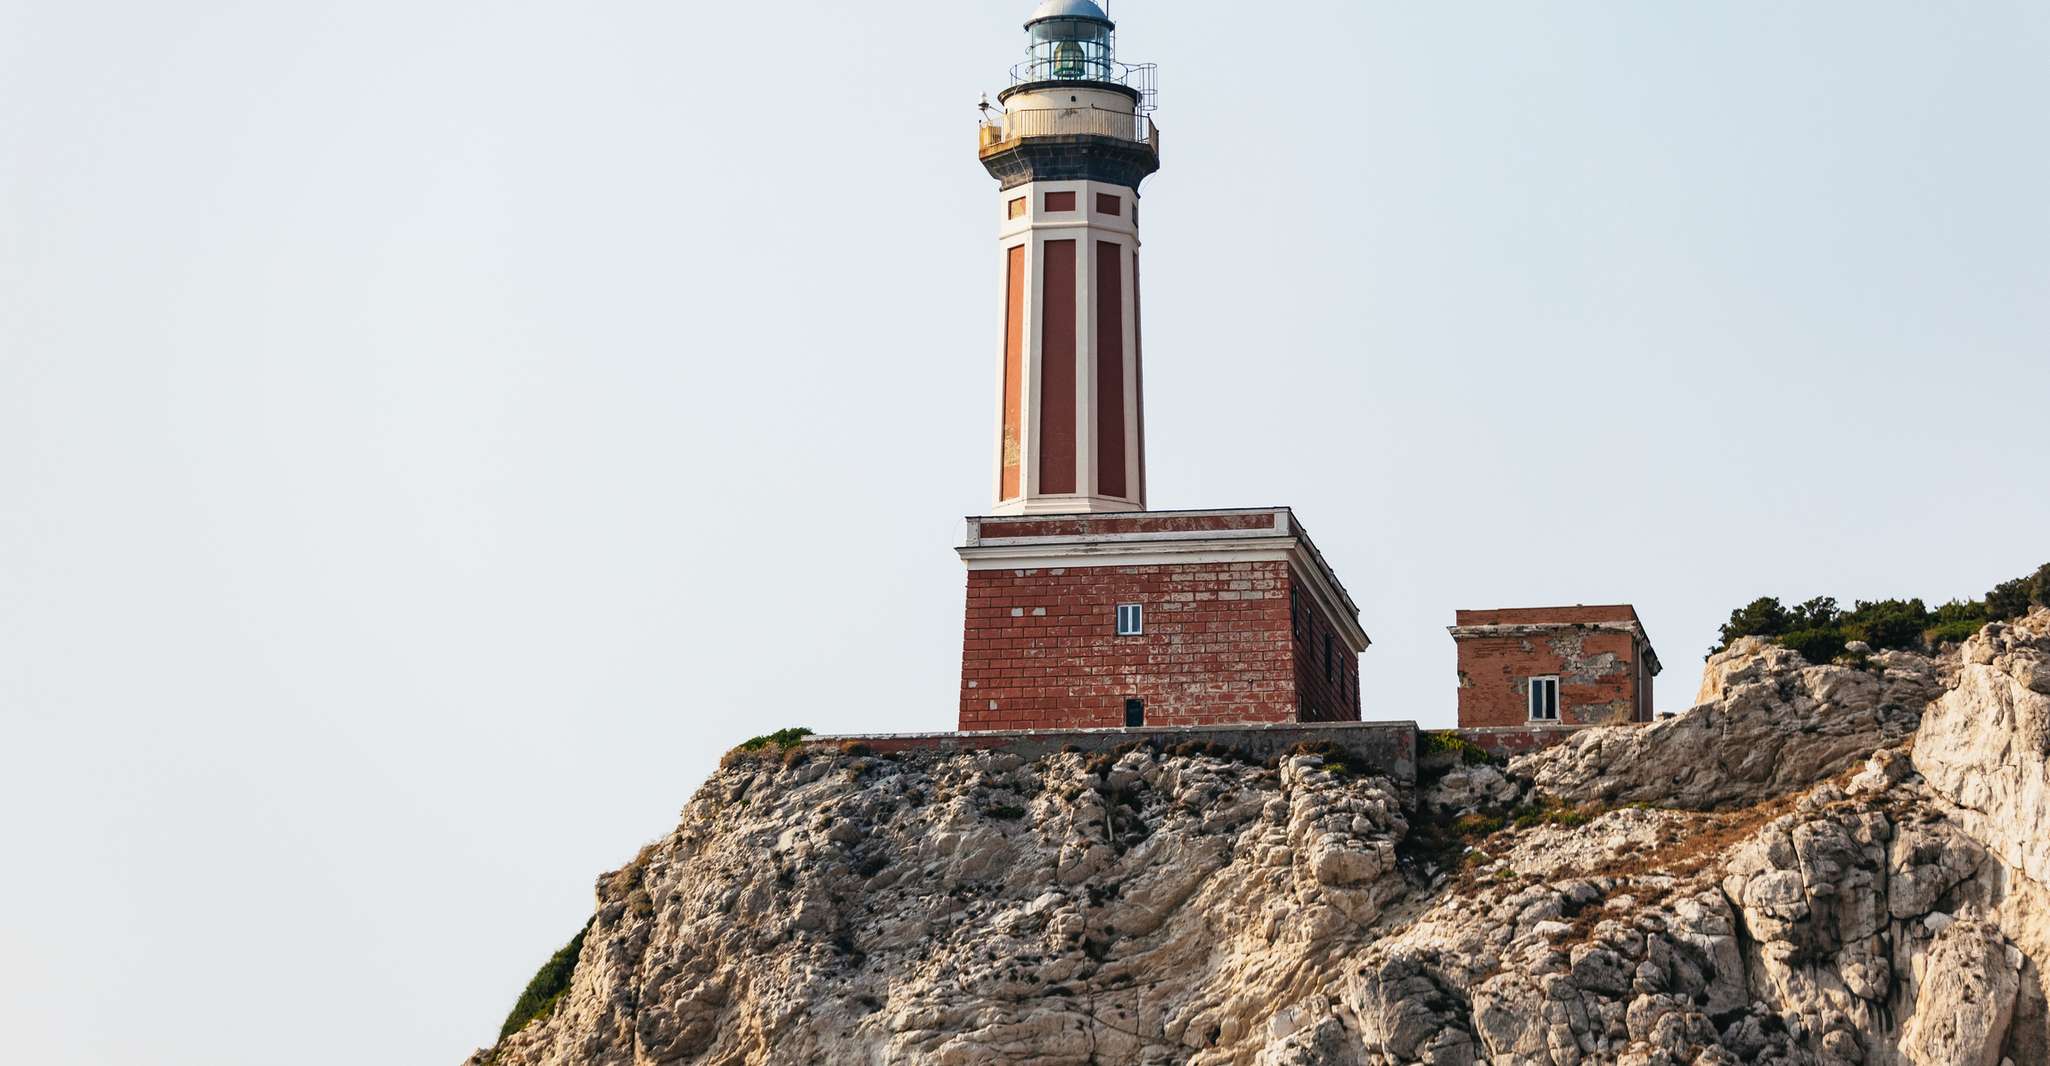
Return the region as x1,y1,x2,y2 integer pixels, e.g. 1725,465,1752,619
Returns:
467,611,2050,1066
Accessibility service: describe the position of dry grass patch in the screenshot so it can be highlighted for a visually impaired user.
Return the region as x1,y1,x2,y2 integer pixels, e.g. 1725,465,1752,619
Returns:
1578,793,1804,881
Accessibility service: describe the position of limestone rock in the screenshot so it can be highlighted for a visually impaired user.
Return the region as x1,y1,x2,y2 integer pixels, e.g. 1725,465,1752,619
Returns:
466,616,2050,1066
1421,762,1523,814
1900,919,2023,1066
1516,637,1942,810
1847,747,1915,796
1914,610,2050,885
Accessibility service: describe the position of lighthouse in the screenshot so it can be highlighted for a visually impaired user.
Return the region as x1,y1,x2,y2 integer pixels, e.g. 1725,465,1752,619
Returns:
978,0,1157,515
956,2,1371,734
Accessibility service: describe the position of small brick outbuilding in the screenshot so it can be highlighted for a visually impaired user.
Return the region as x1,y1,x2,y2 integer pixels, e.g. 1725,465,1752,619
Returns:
1450,605,1662,730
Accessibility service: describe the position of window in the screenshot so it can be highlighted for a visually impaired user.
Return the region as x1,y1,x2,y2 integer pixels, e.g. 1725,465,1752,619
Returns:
1007,196,1026,219
1096,192,1121,215
1290,589,1302,633
1529,676,1560,721
1124,698,1144,728
1044,191,1076,212
1323,633,1334,681
1115,603,1143,636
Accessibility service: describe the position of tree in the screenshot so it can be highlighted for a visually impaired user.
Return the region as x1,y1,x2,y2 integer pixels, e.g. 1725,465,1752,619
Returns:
1714,597,1790,654
1932,598,1988,626
1780,628,1849,664
1986,577,2032,621
1843,598,1930,652
1788,596,1842,631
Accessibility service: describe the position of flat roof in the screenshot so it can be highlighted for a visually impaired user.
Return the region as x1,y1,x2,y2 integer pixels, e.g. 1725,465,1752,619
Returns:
1453,604,1644,627
1450,604,1660,673
960,506,1371,653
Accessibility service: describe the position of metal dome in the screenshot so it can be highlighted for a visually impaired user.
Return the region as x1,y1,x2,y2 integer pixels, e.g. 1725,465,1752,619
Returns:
1026,0,1111,27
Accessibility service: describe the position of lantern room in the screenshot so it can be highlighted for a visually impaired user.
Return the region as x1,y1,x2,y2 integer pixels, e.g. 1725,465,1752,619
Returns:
1022,0,1116,83
1000,0,1156,113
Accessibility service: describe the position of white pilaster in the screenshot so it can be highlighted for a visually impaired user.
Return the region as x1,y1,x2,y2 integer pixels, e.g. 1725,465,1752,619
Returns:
990,178,1146,515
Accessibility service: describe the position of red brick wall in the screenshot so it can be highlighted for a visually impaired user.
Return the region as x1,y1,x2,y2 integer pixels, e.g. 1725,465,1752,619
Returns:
1038,239,1077,493
1455,605,1641,627
959,560,1354,731
1290,575,1361,722
981,512,1276,539
1455,627,1646,729
1093,240,1126,498
1454,726,1581,759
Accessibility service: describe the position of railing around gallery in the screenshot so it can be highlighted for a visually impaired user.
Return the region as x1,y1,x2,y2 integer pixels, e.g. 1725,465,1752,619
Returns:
978,106,1159,151
1007,59,1158,113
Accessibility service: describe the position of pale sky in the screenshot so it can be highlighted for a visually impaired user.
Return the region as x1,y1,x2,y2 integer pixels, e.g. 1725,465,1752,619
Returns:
3,1,2045,1062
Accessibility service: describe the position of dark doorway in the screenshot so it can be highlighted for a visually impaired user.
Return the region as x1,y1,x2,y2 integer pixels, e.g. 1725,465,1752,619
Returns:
1124,698,1144,728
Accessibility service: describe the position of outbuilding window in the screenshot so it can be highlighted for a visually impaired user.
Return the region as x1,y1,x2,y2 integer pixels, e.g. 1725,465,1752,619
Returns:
1529,676,1560,721
1115,603,1143,636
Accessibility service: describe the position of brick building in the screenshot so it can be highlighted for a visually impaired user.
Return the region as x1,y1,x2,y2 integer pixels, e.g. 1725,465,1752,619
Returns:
1449,606,1662,730
958,509,1369,731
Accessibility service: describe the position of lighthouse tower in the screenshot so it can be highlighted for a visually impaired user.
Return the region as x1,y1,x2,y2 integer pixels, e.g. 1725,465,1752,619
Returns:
956,2,1371,734
979,0,1158,515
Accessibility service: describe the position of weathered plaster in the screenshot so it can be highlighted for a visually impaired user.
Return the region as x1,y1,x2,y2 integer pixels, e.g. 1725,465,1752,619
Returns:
1549,631,1627,684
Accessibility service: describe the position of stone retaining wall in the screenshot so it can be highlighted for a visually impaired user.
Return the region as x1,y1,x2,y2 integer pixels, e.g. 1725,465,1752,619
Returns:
1454,724,1588,759
810,720,1418,788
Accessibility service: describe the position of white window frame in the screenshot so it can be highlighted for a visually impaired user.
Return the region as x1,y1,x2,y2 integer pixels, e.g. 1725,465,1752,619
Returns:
1115,603,1143,636
1529,675,1560,721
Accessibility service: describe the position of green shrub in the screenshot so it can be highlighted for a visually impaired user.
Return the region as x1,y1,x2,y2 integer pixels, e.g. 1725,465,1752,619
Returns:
1451,812,1505,838
1987,564,2050,619
1509,800,1593,830
736,727,813,752
1709,564,2047,659
1924,619,1984,647
1932,598,1988,626
1789,596,1844,630
1419,730,1500,766
720,727,814,768
499,920,591,1041
1714,597,1792,653
2034,563,2050,611
1778,628,1847,665
1987,579,2030,620
1545,807,1592,829
1842,598,1930,651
